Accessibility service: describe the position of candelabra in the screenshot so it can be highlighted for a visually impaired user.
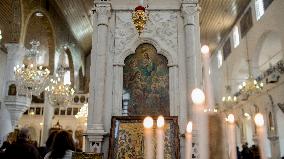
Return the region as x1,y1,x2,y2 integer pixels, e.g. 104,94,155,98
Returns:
14,41,50,96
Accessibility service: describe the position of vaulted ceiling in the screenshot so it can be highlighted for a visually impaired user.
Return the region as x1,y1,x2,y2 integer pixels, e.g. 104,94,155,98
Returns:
0,0,250,54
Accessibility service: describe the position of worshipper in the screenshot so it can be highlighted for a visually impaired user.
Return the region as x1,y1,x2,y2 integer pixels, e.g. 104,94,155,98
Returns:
5,128,41,159
38,130,59,158
44,130,75,159
236,146,242,159
241,143,252,159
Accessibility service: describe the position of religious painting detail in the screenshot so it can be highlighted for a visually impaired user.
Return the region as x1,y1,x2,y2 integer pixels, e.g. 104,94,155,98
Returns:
123,43,169,116
108,116,179,159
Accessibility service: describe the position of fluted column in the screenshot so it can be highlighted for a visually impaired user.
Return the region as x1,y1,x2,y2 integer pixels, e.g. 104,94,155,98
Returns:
86,0,111,153
181,0,202,120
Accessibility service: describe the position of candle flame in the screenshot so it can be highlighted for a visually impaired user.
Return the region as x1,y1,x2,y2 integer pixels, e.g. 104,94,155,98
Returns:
186,121,193,133
254,113,264,127
191,88,205,105
143,116,153,129
227,114,235,124
157,116,165,128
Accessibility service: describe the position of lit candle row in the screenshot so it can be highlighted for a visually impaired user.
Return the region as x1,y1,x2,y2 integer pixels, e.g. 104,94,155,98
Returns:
143,116,165,159
225,113,266,159
143,116,194,159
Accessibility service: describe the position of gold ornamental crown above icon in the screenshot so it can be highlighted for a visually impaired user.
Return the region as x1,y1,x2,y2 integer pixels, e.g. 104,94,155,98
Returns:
132,5,149,36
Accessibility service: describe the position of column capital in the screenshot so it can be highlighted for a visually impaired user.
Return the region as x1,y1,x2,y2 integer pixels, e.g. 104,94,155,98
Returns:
95,2,111,26
181,3,200,26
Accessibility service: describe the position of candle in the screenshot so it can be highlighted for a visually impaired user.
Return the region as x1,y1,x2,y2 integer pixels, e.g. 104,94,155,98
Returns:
254,113,267,159
185,121,193,159
227,114,236,159
156,116,165,159
144,116,154,159
139,0,144,6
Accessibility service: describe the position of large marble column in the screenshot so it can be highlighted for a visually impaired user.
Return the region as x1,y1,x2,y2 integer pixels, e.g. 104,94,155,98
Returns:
181,0,202,120
41,95,54,146
181,1,202,158
86,0,111,153
2,44,30,130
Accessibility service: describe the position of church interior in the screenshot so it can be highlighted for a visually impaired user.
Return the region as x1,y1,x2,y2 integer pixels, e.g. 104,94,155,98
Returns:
0,0,283,158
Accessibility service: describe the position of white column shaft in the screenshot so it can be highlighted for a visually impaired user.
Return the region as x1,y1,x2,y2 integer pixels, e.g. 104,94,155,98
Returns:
41,96,54,146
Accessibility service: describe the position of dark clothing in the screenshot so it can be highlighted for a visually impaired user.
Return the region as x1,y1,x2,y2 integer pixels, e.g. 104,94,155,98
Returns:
38,146,48,158
5,139,41,159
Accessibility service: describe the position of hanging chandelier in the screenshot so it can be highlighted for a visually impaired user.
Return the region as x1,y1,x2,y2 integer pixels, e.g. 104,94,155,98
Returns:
75,103,88,119
14,41,50,96
222,95,237,103
132,1,149,35
45,51,75,107
238,75,264,95
238,37,264,96
222,85,238,105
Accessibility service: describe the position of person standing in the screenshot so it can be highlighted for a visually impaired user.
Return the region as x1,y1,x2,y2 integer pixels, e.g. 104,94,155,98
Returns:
5,128,41,159
44,130,75,159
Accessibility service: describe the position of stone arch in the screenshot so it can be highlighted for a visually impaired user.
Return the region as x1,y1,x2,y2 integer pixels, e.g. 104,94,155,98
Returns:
21,9,56,73
252,31,283,73
114,38,176,66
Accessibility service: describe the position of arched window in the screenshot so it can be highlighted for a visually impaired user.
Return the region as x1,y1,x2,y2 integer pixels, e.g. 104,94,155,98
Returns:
217,50,223,69
255,0,265,21
233,26,240,48
64,70,71,85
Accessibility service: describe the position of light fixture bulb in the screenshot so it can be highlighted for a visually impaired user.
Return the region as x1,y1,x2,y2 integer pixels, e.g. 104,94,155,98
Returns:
143,116,154,129
191,88,205,105
201,45,210,54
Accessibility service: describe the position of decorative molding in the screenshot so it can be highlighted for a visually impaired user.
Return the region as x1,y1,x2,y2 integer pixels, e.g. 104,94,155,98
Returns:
114,11,178,65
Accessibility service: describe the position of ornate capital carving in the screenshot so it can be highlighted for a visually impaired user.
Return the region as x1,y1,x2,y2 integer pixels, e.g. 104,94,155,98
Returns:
181,4,199,26
95,3,111,26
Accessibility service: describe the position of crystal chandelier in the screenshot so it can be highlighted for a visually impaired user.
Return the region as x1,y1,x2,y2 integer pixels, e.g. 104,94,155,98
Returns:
132,1,149,35
45,52,75,107
14,41,50,96
238,76,264,95
222,86,237,105
238,37,264,95
75,103,88,119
